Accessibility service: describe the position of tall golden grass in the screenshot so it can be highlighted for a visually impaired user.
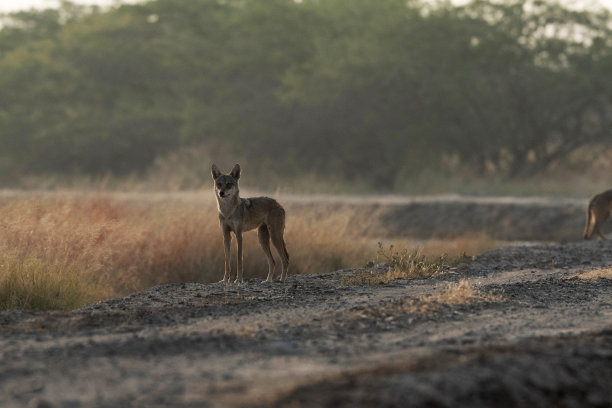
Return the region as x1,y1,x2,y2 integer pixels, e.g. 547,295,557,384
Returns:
0,193,379,310
0,193,502,310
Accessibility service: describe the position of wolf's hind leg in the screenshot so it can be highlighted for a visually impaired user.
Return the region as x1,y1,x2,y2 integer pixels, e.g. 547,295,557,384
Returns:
271,233,289,283
258,225,276,282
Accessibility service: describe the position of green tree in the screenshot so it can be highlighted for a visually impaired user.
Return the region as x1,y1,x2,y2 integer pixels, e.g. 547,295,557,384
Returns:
432,0,612,177
1,0,611,187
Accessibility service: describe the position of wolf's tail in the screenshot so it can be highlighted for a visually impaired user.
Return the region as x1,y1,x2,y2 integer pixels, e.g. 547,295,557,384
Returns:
584,203,594,240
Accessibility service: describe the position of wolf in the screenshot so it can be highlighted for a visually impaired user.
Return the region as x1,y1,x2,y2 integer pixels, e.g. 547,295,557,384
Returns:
211,164,289,283
584,189,612,241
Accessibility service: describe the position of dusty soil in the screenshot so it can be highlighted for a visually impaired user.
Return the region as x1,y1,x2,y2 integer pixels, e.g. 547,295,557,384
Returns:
1,239,611,407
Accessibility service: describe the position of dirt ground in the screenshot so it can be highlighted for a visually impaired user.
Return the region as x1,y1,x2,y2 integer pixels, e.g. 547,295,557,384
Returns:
1,236,611,407
279,193,591,242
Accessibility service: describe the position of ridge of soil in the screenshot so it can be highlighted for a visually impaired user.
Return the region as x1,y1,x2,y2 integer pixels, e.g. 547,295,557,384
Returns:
1,241,611,407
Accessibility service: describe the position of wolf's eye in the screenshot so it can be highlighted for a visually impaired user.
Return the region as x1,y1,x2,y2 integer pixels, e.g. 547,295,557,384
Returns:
216,183,222,188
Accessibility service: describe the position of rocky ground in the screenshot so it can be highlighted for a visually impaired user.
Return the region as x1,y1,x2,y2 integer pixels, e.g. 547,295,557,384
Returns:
1,239,611,407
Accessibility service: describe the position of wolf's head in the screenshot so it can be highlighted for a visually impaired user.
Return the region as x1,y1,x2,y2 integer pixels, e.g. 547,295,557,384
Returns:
211,164,241,200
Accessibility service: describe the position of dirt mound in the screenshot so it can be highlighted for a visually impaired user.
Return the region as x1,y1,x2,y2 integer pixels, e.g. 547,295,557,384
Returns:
1,241,611,407
284,195,592,241
276,331,612,408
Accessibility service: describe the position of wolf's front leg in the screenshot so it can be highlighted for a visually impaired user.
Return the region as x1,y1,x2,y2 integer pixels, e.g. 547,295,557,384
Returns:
221,230,232,283
235,232,244,283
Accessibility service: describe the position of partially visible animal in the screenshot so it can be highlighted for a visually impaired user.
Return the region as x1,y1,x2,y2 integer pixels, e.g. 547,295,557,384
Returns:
584,189,612,241
211,164,289,283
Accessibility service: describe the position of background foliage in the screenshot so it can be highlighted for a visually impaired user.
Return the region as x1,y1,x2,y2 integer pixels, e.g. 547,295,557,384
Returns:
1,0,611,190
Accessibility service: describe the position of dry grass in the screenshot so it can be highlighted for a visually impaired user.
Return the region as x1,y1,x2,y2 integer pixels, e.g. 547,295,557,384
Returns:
0,256,102,311
405,232,503,258
0,193,378,310
398,279,504,316
0,192,502,311
362,279,505,318
287,204,380,273
341,243,470,286
417,279,504,310
0,195,221,297
573,268,612,280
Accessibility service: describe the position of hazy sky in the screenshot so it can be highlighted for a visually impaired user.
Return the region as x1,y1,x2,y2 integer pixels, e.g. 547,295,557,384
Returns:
0,0,611,13
0,0,143,13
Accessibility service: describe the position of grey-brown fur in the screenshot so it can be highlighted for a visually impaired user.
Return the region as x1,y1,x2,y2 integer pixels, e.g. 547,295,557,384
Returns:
584,189,612,240
211,164,289,283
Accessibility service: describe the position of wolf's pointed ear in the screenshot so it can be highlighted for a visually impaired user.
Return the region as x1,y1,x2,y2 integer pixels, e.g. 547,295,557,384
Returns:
230,163,241,180
211,164,222,180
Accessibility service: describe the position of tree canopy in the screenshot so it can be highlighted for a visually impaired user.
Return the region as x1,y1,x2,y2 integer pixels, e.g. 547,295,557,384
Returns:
0,0,611,189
